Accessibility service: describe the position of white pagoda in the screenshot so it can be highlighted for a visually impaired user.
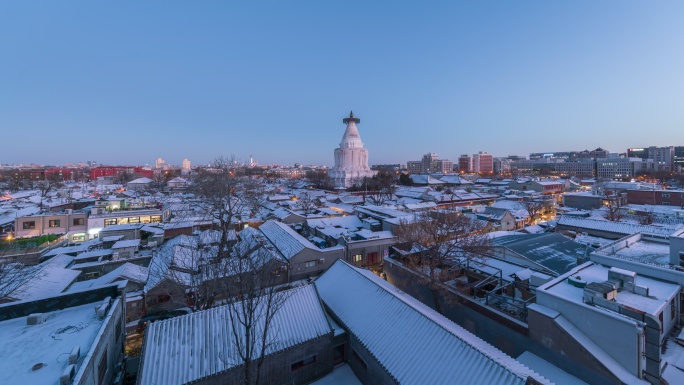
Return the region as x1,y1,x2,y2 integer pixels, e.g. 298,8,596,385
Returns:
329,111,377,188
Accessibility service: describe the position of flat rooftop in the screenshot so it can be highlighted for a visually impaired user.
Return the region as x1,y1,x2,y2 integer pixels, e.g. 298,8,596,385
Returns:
593,234,672,267
543,263,679,316
0,302,106,385
605,241,670,266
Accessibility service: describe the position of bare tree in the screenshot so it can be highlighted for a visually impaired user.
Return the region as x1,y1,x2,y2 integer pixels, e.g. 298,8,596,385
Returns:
603,194,625,222
153,227,291,385
305,170,332,190
394,211,491,314
36,174,63,212
224,246,291,385
297,192,318,215
0,261,45,303
364,171,397,206
637,208,655,225
192,156,248,257
523,200,544,224
243,178,264,218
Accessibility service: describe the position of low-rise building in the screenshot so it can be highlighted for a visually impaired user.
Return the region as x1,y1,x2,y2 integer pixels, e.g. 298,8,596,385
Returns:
0,283,126,385
626,189,684,207
315,260,552,385
137,284,334,385
87,209,162,238
14,211,88,239
531,262,682,383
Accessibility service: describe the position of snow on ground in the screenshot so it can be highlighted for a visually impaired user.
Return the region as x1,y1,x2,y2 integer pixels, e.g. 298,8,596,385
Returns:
309,364,362,385
516,352,588,385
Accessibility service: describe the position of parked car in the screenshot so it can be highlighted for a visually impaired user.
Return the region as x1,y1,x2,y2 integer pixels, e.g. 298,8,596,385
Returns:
136,307,192,333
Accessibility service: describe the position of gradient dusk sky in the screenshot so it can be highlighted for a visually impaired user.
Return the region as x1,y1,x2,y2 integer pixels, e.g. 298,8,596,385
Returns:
2,1,684,167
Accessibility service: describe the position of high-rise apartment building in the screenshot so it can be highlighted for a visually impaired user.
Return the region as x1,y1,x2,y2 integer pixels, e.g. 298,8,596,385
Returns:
472,151,493,174
421,153,439,173
458,155,472,173
182,159,191,175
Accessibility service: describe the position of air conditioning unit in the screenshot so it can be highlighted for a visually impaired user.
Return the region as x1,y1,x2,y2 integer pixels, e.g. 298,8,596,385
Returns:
318,258,325,264
111,252,120,260
68,346,80,365
60,365,76,385
96,305,107,320
280,265,287,270
27,313,46,325
65,209,73,214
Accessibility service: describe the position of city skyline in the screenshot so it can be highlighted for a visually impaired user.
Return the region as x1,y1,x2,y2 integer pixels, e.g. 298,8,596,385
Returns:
2,2,684,166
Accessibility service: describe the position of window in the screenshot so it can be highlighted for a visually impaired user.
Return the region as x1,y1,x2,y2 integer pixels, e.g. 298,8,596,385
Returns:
22,221,36,229
104,219,118,226
98,351,108,385
291,355,317,371
73,218,85,226
663,202,670,206
353,254,363,263
72,234,86,242
304,261,316,268
157,294,171,303
49,219,60,228
352,349,367,371
662,193,670,198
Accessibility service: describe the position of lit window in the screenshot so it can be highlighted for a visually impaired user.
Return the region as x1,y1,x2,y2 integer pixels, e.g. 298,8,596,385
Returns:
22,221,36,229
353,254,363,262
304,261,316,268
49,220,60,228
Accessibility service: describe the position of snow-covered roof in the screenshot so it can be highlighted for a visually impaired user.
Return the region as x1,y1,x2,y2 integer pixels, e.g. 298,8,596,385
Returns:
409,174,445,185
0,206,41,226
543,263,679,316
0,301,113,385
112,239,141,249
138,284,332,385
258,220,317,261
307,215,364,230
315,260,551,385
67,262,148,292
127,177,153,184
101,235,124,242
3,255,79,301
557,216,678,237
73,249,113,261
141,225,165,236
145,235,196,292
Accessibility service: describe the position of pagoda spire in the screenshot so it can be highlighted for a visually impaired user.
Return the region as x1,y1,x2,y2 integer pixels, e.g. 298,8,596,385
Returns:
343,110,360,124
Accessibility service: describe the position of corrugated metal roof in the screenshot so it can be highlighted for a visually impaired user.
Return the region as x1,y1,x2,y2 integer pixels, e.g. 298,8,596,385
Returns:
558,216,678,237
259,220,316,260
139,284,332,385
315,261,552,385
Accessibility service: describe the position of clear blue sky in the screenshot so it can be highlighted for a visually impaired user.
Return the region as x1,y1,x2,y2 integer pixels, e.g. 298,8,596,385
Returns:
2,1,683,167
